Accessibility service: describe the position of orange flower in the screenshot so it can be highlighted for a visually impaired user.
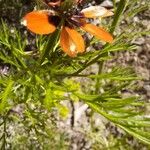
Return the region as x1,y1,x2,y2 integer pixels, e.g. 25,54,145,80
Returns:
22,1,113,57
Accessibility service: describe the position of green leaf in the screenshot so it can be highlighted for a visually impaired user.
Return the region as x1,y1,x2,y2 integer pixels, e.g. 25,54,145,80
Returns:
75,93,101,101
127,4,149,18
40,29,60,64
86,101,150,145
43,88,54,110
89,67,139,81
118,125,150,145
110,0,129,33
0,80,14,113
101,97,137,109
57,104,69,118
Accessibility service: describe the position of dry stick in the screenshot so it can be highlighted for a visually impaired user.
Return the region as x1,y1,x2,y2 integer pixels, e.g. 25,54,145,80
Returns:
70,100,75,128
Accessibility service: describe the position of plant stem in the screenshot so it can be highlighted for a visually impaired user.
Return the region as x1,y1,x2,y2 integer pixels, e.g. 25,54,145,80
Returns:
95,61,103,94
110,0,128,33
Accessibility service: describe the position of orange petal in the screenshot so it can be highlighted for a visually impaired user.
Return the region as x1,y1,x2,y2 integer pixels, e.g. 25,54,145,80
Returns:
81,6,113,18
60,27,85,57
60,27,77,57
23,11,56,34
81,23,113,43
65,27,85,53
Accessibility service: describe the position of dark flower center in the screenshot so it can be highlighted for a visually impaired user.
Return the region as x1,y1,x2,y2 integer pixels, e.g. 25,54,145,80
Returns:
47,1,85,28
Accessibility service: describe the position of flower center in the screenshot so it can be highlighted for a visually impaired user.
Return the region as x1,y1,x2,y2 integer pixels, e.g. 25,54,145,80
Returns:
47,1,85,28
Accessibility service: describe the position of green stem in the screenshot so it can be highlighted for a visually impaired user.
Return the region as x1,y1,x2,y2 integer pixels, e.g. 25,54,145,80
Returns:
95,61,103,94
110,0,128,33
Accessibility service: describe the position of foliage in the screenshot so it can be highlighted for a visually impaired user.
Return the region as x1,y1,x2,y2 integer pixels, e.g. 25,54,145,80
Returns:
0,0,150,149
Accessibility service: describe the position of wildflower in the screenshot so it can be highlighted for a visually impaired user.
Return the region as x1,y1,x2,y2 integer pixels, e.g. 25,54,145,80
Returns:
22,0,113,57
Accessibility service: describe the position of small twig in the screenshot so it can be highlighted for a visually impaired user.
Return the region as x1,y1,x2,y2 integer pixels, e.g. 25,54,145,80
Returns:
70,100,75,128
